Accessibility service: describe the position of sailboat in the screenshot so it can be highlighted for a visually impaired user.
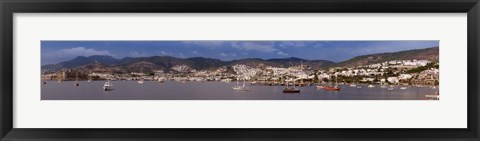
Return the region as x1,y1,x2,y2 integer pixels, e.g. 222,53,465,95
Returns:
233,77,250,91
137,67,144,84
103,80,113,91
87,72,92,82
74,71,79,86
323,73,341,91
57,73,62,83
283,79,300,93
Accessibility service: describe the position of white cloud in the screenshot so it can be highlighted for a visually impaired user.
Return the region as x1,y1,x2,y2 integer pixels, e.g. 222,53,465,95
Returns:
182,41,225,48
220,52,237,57
277,51,288,56
42,47,114,65
231,42,278,53
279,41,306,48
160,50,169,55
56,47,112,57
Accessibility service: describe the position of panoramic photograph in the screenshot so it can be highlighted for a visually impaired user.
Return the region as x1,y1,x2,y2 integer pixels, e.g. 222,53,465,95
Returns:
41,41,440,100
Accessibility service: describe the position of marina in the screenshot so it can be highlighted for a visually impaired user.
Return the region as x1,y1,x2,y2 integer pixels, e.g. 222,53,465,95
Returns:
41,80,439,100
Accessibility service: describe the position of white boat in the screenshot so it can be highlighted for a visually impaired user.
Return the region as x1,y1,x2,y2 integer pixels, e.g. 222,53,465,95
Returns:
400,87,407,90
87,72,92,82
368,85,375,88
103,80,113,91
233,78,249,91
380,85,388,88
157,77,165,83
387,87,394,91
137,78,144,84
349,84,356,87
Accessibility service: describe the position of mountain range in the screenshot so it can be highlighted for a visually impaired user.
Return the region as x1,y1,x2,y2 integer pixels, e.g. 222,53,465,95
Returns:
42,47,439,73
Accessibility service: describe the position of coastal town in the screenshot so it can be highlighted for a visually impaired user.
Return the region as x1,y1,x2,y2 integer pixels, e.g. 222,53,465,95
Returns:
42,59,439,89
41,41,440,100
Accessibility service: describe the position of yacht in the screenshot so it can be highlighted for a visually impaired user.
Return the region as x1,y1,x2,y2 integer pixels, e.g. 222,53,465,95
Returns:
233,79,250,91
323,73,341,91
103,80,113,91
283,79,300,93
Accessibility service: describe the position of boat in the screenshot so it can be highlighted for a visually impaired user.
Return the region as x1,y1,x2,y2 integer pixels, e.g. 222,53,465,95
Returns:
137,67,145,84
283,79,300,93
400,87,407,90
74,71,79,86
323,74,341,91
368,85,375,88
103,80,113,91
43,81,46,84
349,84,356,87
380,82,387,88
387,87,394,91
323,86,341,91
157,78,165,83
233,78,249,91
316,85,325,89
87,71,92,82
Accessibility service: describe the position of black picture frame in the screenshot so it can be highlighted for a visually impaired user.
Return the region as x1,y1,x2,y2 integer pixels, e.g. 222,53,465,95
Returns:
1,0,479,140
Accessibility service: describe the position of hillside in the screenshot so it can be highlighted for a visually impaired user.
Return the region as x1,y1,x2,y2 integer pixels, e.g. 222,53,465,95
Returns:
41,47,438,72
42,56,334,73
334,47,439,67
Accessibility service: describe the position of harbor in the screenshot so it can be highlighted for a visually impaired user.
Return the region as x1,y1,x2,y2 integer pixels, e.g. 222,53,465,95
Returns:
41,80,439,100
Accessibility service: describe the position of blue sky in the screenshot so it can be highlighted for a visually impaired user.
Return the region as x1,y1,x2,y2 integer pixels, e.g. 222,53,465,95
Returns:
41,41,439,65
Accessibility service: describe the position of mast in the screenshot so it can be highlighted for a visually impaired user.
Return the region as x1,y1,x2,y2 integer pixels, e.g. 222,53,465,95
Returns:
242,78,246,87
335,73,338,88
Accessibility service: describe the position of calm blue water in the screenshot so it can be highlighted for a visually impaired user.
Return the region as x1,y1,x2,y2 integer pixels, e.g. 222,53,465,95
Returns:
41,81,438,100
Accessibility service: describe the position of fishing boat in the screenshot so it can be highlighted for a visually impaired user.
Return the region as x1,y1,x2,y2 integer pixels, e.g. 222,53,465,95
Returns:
323,74,341,91
103,80,113,91
233,78,249,91
323,86,341,91
283,79,300,93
